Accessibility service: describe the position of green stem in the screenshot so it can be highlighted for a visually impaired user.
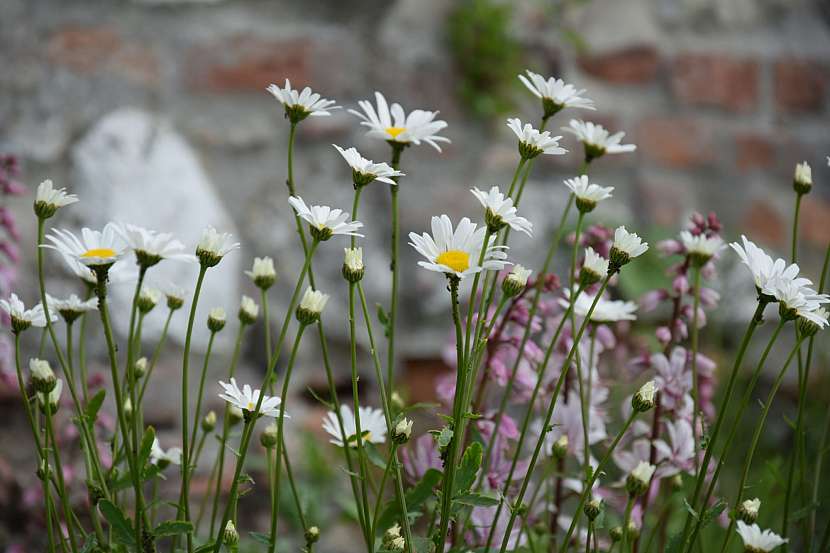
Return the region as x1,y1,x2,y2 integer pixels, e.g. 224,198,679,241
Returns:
44,412,79,553
262,288,272,365
622,496,635,553
138,307,174,405
809,245,830,545
690,267,702,474
462,228,493,367
188,329,217,467
386,144,404,398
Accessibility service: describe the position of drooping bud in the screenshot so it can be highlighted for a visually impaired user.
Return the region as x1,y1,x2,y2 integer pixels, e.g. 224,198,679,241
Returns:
260,423,279,449
552,435,569,459
392,418,413,444
503,265,532,298
584,497,602,521
222,520,239,546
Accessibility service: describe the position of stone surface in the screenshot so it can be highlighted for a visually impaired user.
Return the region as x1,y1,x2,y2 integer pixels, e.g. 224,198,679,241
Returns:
70,107,242,351
774,58,828,114
671,53,759,112
636,117,714,168
735,132,776,172
578,46,660,84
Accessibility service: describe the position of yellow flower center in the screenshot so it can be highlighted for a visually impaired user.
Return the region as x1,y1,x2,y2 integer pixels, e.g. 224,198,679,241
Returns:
436,250,471,273
386,126,406,139
81,248,117,259
246,401,255,411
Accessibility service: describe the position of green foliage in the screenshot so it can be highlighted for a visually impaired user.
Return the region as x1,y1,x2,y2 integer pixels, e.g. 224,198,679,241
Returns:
447,0,522,117
98,499,136,548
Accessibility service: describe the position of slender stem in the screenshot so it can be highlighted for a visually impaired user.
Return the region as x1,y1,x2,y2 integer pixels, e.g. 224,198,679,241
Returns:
622,496,635,553
719,335,804,553
463,229,493,364
506,157,528,199
188,329,217,467
791,194,803,264
690,266,702,474
44,412,79,553
386,145,404,398
262,288,272,364
78,288,93,403
211,415,255,553
138,307,174,405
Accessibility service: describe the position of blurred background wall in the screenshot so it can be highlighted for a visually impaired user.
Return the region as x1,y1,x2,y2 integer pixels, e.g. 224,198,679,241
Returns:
1,0,830,547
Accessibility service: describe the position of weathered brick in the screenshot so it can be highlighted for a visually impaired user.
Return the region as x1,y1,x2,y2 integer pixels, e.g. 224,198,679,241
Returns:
799,196,830,246
637,117,714,168
741,199,786,247
671,53,758,112
774,58,827,114
186,36,311,93
578,45,659,84
735,133,776,172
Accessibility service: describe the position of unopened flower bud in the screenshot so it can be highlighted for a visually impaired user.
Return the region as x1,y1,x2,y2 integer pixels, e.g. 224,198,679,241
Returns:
137,287,161,314
632,380,657,412
123,398,133,420
207,307,226,332
30,358,57,394
166,292,185,311
87,480,105,506
552,435,569,459
580,247,608,287
305,526,320,545
391,391,405,411
503,265,532,298
793,161,812,195
37,459,52,481
584,497,602,521
392,418,413,444
737,498,761,524
260,423,279,449
626,461,656,497
296,287,328,325
222,520,239,546
134,357,148,379
342,247,365,283
202,410,217,433
626,521,641,540
246,257,277,290
238,295,259,325
610,526,623,542
383,524,402,549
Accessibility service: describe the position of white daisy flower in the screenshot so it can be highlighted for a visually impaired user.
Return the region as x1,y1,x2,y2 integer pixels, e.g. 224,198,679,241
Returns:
42,223,127,269
296,286,329,325
503,264,532,297
582,247,609,282
518,70,596,117
333,145,405,186
560,289,638,323
793,161,812,194
34,179,79,218
680,230,724,266
149,438,182,468
506,118,567,159
1,293,54,331
736,521,787,552
288,196,364,241
799,306,829,331
471,186,533,236
196,226,240,267
349,91,450,151
239,295,259,323
343,247,365,283
629,460,656,486
322,404,387,448
609,226,649,269
408,214,510,280
218,377,285,418
46,293,98,322
245,256,277,289
115,223,197,267
729,236,813,298
771,279,829,322
266,79,339,121
563,175,613,213
563,119,636,161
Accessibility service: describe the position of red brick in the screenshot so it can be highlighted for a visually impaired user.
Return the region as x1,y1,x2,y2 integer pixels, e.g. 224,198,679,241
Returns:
735,133,776,173
578,45,660,84
403,357,450,404
799,196,830,247
774,58,827,114
186,36,311,93
637,117,714,168
741,200,786,248
671,53,758,112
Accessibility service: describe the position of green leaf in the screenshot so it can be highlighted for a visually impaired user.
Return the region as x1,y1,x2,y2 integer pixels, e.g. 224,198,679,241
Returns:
698,498,726,530
138,426,156,468
153,520,193,537
454,442,482,496
249,531,272,546
79,535,98,553
377,468,442,532
98,499,136,547
85,389,106,423
305,386,334,410
454,492,499,507
436,427,453,450
364,444,388,471
194,542,216,553
377,304,389,326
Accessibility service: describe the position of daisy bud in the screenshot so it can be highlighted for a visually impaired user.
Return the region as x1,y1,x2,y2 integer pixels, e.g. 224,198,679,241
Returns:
228,406,244,427
390,537,406,551
305,526,320,545
342,247,365,283
37,459,53,481
246,256,277,290
166,291,185,311
610,526,623,542
196,227,239,268
626,521,641,540
391,391,405,411
33,179,78,219
137,287,161,314
632,380,657,412
222,520,239,547
552,435,569,459
797,307,827,338
310,224,334,242
39,379,63,416
134,357,148,379
583,497,602,521
580,247,608,287
207,307,226,332
30,358,57,394
609,226,649,273
626,461,656,497
392,418,413,444
382,524,402,549
202,410,217,433
737,498,761,524
793,161,812,195
123,397,133,420
260,423,279,449
296,287,329,325
503,265,532,298
238,295,259,325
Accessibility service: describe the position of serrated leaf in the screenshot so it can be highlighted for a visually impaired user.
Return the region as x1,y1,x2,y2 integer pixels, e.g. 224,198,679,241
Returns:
153,520,193,537
454,492,499,507
85,389,106,423
454,442,482,496
436,427,453,449
98,499,136,547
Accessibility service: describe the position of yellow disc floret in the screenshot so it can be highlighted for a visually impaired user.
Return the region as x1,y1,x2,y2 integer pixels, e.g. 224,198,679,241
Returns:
386,127,406,139
436,250,471,273
81,248,117,259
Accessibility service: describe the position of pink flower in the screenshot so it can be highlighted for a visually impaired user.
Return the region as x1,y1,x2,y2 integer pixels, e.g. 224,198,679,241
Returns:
401,434,441,483
653,347,692,412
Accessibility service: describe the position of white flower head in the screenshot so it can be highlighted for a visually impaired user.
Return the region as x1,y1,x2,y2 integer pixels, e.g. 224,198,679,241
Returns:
503,264,532,297
563,119,636,161
208,307,226,322
560,289,637,323
610,226,649,270
626,460,656,495
333,145,405,186
239,295,259,324
288,196,364,241
150,438,182,468
729,236,812,298
349,91,450,151
46,293,98,323
736,521,787,552
518,70,596,117
30,358,57,393
245,256,277,289
634,380,658,410
161,282,187,310
581,247,610,284
409,214,510,280
770,279,829,322
266,79,339,122
1,293,55,332
471,186,533,236
43,223,128,270
322,404,387,448
343,247,365,283
507,117,567,159
738,498,761,523
196,226,239,267
297,287,329,325
793,161,812,194
137,287,161,313
34,179,79,218
115,223,197,267
564,175,613,213
680,230,724,265
218,377,285,418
